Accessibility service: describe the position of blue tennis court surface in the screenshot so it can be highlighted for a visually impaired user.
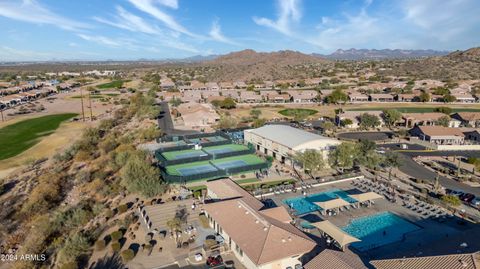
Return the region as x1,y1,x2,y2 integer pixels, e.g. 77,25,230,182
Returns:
174,151,208,159
177,164,218,176
215,160,248,170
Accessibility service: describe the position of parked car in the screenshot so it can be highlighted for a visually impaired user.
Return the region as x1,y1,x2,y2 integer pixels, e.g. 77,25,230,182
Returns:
470,198,480,207
461,193,475,203
207,255,223,267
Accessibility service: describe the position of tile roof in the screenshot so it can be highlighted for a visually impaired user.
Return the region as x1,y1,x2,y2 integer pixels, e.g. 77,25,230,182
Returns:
304,249,367,269
204,178,315,265
454,112,480,121
370,252,480,269
417,125,465,137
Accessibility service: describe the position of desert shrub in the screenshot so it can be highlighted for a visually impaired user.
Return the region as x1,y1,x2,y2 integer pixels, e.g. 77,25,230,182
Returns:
110,230,123,241
117,204,128,214
111,241,121,252
95,239,106,251
121,249,135,262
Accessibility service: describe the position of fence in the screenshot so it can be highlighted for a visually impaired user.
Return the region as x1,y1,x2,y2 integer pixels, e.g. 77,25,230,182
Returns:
210,148,255,160
155,151,212,166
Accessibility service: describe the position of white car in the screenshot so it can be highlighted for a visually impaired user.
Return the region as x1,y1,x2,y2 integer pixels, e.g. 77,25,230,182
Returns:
194,253,203,262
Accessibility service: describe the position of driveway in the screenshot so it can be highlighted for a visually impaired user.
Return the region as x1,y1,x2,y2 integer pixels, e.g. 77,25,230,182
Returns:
157,102,199,136
382,143,480,196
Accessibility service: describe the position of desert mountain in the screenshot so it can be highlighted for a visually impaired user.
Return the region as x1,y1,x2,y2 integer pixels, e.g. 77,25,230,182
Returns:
199,49,330,81
382,47,480,80
314,48,449,60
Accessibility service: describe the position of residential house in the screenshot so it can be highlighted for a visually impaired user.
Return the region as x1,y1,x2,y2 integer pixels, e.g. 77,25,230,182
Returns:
304,249,368,269
234,81,247,89
206,82,220,91
396,93,418,102
409,125,465,145
202,90,220,99
402,113,461,128
348,92,369,103
219,82,234,90
464,129,480,143
452,94,476,103
176,102,220,130
190,80,207,91
240,91,262,103
335,111,384,129
286,90,317,103
222,90,240,100
159,91,181,102
260,90,289,103
369,94,395,102
371,252,480,269
451,112,480,127
182,90,202,103
160,78,175,90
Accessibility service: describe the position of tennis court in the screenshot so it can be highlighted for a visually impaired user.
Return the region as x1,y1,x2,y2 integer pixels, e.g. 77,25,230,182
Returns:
203,144,250,155
162,149,208,160
212,154,265,170
166,161,219,176
189,135,227,144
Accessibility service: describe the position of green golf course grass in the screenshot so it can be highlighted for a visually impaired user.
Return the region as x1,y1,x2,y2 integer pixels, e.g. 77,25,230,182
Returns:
347,107,480,113
278,108,318,117
97,80,130,89
0,113,78,160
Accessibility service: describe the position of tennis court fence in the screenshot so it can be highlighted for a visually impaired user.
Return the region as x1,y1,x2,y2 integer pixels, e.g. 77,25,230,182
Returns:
210,148,255,159
155,151,212,166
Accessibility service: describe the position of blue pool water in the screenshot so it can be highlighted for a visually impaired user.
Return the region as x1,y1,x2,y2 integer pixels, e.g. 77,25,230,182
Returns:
283,188,357,215
342,212,421,252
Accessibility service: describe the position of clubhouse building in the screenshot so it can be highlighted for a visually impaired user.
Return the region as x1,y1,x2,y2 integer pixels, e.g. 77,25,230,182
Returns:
244,125,341,166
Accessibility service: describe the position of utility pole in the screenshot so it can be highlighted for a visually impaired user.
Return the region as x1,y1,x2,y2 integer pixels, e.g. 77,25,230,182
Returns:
0,109,4,122
80,87,85,121
88,93,93,121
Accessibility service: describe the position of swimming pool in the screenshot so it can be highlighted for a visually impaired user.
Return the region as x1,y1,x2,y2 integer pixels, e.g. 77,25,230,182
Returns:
283,188,357,215
342,212,421,252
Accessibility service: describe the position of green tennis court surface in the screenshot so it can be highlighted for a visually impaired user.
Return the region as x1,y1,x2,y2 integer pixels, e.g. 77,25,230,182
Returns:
162,149,208,160
203,144,249,155
189,135,227,144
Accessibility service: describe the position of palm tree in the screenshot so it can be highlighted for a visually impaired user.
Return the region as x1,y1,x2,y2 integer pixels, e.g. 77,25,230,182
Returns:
384,152,401,182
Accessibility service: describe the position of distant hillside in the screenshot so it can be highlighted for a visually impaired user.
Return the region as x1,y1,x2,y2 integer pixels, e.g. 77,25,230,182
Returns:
381,47,480,80
314,48,449,60
200,49,330,81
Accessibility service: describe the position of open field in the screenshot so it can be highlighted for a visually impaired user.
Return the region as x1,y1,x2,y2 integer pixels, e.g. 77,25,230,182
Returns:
0,113,77,160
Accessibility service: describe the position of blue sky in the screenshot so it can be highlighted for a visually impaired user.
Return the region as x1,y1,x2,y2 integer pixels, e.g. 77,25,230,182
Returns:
0,0,479,61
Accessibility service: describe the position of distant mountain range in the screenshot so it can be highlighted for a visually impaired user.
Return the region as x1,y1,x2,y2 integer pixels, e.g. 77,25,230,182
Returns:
312,48,450,60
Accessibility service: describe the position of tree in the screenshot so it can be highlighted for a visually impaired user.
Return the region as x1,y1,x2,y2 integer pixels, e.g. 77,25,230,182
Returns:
325,89,348,104
418,92,431,102
434,107,452,114
436,115,451,127
166,217,182,240
120,153,166,197
57,233,91,264
441,195,461,207
383,152,401,181
250,109,262,119
294,149,325,178
252,118,266,128
293,110,311,122
320,121,335,132
382,109,402,128
329,142,357,171
359,113,381,130
220,97,236,109
169,98,182,107
443,94,456,103
340,118,353,127
356,143,383,169
218,116,238,129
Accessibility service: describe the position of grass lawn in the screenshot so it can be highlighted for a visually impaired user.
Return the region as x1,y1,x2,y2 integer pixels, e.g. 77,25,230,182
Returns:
71,95,106,99
347,107,480,113
97,80,130,89
0,113,77,160
211,154,265,165
235,178,261,184
278,108,318,117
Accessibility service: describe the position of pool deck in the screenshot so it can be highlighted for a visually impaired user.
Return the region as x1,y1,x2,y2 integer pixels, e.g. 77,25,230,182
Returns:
268,180,477,260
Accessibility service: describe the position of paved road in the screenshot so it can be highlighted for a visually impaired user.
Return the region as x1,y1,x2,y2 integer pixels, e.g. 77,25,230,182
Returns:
338,131,394,141
157,102,199,136
382,143,480,196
